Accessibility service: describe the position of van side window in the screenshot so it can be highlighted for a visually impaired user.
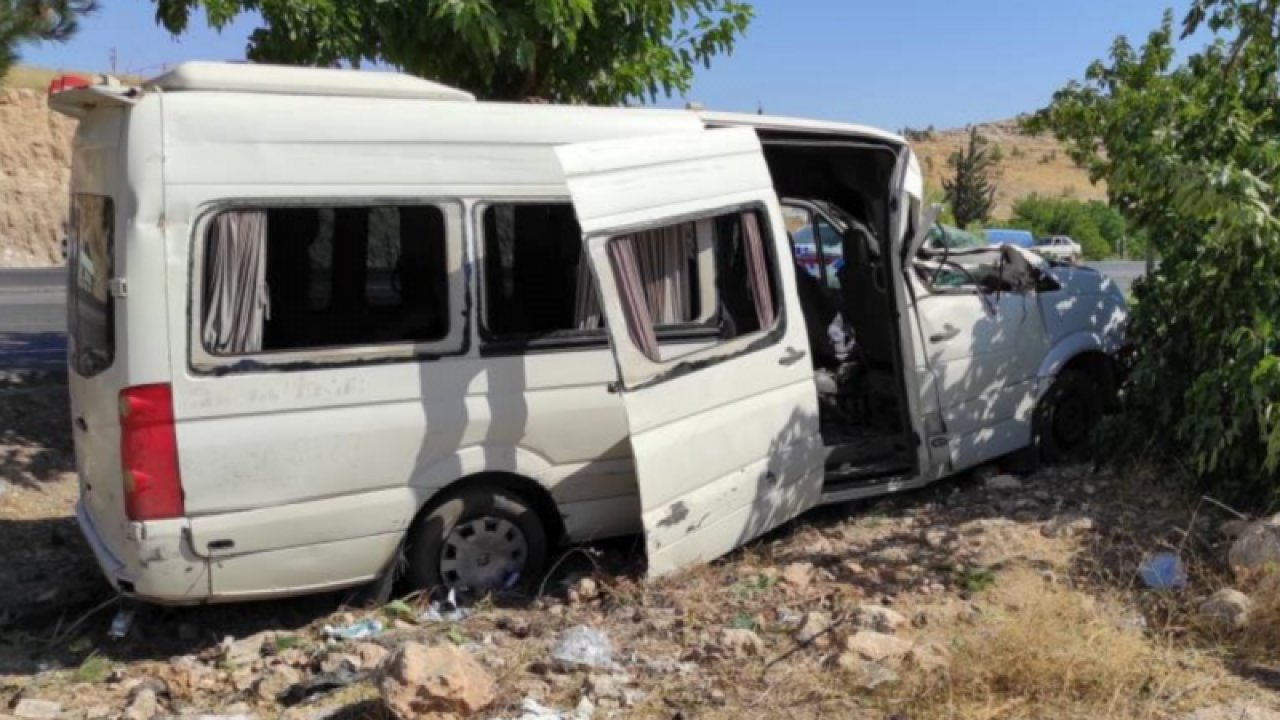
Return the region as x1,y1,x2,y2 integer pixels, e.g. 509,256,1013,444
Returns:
480,203,707,340
607,208,779,363
67,194,115,377
200,205,449,355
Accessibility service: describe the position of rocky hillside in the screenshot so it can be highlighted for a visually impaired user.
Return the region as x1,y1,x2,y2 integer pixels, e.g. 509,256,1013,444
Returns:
912,120,1106,219
0,88,75,267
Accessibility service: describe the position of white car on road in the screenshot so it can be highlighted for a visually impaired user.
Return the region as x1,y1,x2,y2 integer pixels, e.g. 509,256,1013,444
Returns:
1033,235,1083,264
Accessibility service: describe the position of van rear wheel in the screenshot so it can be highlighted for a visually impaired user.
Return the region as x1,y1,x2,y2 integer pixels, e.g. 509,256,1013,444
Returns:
404,487,548,596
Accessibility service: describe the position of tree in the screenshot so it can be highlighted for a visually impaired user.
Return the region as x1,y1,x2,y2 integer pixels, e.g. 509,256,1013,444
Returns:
942,127,998,229
1006,195,1129,259
1028,1,1280,505
151,0,754,104
0,0,97,77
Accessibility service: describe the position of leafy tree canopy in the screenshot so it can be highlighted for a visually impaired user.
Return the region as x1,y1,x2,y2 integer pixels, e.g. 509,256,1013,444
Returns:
1000,195,1132,260
1028,0,1280,504
0,1,97,77
152,0,754,104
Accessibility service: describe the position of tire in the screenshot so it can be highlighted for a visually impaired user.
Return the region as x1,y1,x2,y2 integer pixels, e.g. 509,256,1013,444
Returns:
1036,369,1102,462
403,486,548,597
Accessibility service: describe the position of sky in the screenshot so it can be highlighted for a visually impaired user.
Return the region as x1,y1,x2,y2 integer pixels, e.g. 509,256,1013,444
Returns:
16,0,1209,131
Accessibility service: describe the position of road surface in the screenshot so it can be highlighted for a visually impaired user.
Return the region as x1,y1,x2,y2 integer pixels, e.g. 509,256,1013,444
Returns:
0,261,1150,371
0,268,66,370
1087,260,1145,295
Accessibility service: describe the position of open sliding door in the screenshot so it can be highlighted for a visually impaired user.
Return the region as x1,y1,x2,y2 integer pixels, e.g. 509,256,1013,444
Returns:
555,128,825,578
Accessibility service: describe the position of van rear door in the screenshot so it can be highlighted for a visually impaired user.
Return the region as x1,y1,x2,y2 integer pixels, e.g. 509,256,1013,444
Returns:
555,128,825,578
66,192,129,561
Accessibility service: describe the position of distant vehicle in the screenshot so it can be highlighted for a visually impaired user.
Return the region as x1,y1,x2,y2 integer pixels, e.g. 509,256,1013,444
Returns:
1032,235,1083,264
983,228,1035,248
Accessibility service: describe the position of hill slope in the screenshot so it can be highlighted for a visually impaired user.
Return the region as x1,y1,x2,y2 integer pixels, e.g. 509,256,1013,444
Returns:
912,120,1106,220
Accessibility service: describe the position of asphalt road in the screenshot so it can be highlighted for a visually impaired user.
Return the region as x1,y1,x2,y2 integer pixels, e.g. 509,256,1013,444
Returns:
1088,260,1145,295
0,267,66,370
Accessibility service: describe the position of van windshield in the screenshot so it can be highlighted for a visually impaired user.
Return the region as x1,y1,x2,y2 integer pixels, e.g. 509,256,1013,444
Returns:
66,194,115,377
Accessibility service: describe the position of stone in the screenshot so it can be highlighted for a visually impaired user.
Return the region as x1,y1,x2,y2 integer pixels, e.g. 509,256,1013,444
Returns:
1231,515,1280,580
984,474,1022,491
122,688,159,720
1041,513,1095,539
781,562,815,590
379,643,496,719
794,611,833,649
844,631,913,664
835,655,900,689
855,605,908,634
719,628,764,657
1221,519,1252,539
13,699,62,720
353,642,391,670
584,672,630,701
1199,588,1253,630
567,577,600,604
318,652,361,674
906,642,951,672
254,665,302,703
1184,702,1280,720
221,632,271,667
497,616,532,639
163,656,218,696
85,706,111,720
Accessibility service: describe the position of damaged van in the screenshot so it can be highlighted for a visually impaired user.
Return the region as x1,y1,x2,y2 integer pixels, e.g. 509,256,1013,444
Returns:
53,63,1129,604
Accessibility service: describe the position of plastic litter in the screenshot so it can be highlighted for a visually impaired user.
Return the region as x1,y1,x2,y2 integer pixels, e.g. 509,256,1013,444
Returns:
321,618,383,640
420,588,473,623
551,625,614,669
1139,552,1187,589
109,606,136,640
496,697,593,720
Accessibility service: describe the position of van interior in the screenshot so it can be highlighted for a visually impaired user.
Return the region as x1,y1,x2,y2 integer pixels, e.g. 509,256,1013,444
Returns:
760,135,916,487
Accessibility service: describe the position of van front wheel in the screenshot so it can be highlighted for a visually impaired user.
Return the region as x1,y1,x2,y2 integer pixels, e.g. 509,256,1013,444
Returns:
404,487,548,596
1035,369,1101,462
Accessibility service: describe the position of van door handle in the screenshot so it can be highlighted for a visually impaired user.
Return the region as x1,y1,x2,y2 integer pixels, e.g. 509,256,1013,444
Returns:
929,325,960,343
778,347,807,366
74,417,88,432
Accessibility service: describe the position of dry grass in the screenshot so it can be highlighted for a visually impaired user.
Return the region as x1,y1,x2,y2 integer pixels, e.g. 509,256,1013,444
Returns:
886,569,1222,720
1,66,65,90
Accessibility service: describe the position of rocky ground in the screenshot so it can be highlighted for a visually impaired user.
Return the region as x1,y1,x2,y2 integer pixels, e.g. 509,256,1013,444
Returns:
1,373,1279,719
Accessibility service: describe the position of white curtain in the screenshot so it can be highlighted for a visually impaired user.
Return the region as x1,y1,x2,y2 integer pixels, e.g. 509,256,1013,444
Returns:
574,223,693,330
202,211,269,354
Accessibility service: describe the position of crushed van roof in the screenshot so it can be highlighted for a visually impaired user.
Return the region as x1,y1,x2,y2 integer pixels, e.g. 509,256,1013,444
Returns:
146,61,476,102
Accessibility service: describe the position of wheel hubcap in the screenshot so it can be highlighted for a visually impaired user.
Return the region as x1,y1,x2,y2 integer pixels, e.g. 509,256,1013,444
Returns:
439,517,528,591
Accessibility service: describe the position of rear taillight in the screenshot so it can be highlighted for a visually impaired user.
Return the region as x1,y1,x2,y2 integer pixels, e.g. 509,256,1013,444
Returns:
119,384,184,521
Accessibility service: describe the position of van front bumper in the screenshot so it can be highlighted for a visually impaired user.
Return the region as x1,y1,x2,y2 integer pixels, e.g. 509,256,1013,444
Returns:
75,501,211,604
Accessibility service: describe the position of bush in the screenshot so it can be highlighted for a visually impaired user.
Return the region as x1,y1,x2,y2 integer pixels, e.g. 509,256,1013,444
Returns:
1007,195,1128,259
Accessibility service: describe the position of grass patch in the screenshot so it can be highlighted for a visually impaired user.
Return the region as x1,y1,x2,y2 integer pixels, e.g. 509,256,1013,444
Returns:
72,654,111,684
956,566,997,593
887,570,1205,719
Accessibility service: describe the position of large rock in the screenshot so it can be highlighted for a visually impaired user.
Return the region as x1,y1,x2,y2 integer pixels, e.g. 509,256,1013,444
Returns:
854,605,908,634
1199,588,1253,630
843,631,913,664
13,699,62,720
379,643,495,719
122,688,160,720
0,89,76,267
1230,515,1280,580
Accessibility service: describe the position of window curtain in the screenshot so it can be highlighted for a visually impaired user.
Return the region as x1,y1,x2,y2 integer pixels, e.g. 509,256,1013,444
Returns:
607,235,661,361
574,223,693,330
203,210,269,354
741,212,776,329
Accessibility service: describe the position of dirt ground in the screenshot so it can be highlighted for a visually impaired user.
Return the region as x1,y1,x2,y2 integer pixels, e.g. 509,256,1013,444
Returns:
0,372,1277,720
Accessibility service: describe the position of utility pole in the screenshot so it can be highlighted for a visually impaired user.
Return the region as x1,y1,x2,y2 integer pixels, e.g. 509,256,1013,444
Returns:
109,48,117,75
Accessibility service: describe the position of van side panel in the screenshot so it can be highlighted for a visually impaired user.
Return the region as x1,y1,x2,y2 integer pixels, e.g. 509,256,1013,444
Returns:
162,95,703,597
